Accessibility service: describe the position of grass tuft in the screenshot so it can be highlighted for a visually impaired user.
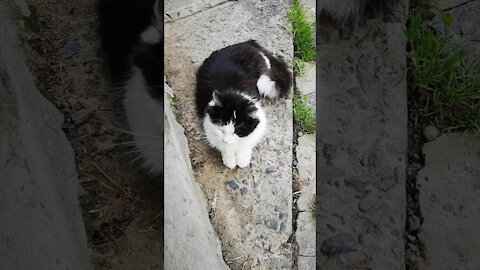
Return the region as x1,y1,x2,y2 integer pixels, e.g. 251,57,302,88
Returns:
293,57,305,76
309,197,316,221
406,12,480,132
289,0,315,62
293,95,315,134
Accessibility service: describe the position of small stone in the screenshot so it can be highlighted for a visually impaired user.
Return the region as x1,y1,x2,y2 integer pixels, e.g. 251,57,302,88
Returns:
298,132,304,137
408,215,421,231
71,108,92,125
94,135,116,151
240,187,248,195
265,166,278,173
406,234,416,242
423,125,439,142
58,41,80,59
321,233,357,255
265,219,278,230
279,222,286,233
358,191,380,212
226,180,239,190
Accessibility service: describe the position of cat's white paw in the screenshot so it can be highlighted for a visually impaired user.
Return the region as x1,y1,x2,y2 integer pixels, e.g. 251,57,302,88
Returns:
222,153,237,169
236,150,252,168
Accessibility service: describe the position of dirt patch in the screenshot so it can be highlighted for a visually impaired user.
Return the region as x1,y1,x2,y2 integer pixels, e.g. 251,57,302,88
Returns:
16,0,163,269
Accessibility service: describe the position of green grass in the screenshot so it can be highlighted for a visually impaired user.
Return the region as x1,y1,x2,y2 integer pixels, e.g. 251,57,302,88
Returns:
13,7,40,33
293,57,305,76
293,95,315,134
309,197,316,221
288,0,315,63
406,12,480,132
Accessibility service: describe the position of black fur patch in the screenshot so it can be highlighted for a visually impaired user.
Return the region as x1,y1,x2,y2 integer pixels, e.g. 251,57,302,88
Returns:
206,91,260,138
195,40,291,119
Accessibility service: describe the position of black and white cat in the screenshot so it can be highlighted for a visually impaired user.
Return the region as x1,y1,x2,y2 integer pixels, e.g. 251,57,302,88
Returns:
195,40,291,169
98,0,163,177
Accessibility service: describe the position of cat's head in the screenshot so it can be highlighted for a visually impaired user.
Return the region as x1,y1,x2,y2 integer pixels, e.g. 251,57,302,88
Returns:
206,90,261,144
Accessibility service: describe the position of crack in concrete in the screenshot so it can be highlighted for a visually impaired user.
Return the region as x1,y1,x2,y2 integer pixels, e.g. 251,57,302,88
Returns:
405,11,427,268
290,89,301,270
442,0,477,11
165,0,232,23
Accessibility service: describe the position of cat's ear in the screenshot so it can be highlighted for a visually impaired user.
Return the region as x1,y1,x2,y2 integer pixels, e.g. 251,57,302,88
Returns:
247,105,258,118
210,90,222,107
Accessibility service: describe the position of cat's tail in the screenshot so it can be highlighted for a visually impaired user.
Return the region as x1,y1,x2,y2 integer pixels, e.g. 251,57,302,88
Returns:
266,54,292,99
318,0,393,33
246,40,292,99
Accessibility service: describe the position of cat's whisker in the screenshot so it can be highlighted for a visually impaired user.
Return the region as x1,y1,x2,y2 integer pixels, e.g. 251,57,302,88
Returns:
115,140,159,146
111,126,163,139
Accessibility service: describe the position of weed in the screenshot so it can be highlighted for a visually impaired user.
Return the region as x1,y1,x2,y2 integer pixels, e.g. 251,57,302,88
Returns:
293,95,315,134
406,12,480,132
309,197,316,221
13,7,40,33
288,0,315,62
293,57,305,76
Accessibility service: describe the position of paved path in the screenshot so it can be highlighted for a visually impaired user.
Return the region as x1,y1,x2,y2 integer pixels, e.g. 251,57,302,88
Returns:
316,1,409,269
164,0,294,269
416,1,480,268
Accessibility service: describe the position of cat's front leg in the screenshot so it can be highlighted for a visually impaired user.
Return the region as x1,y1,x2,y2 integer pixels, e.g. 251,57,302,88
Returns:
236,148,252,168
221,150,237,169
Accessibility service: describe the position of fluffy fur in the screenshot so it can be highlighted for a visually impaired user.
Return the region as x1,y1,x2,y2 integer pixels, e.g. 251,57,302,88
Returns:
318,0,394,33
196,40,291,169
98,0,163,177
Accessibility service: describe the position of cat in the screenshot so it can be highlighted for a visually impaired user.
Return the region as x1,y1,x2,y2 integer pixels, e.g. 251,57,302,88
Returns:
195,40,291,169
98,0,163,178
318,0,395,37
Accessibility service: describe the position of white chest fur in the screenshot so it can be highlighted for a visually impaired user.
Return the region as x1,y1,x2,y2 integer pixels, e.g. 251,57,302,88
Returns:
123,67,163,175
203,105,266,169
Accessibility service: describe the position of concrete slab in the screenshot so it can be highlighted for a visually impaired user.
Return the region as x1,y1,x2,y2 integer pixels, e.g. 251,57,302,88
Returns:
164,0,294,269
316,0,409,269
164,0,228,22
296,134,316,212
294,134,316,269
298,256,316,270
296,213,315,257
296,62,316,96
430,0,480,56
417,133,480,270
437,0,473,10
164,85,230,270
299,0,315,23
0,3,91,268
296,62,316,111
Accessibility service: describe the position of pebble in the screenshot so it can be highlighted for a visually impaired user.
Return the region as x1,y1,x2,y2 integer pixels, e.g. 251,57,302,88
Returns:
279,222,286,233
58,41,80,59
240,187,248,195
423,125,439,142
298,132,304,137
358,191,380,212
406,234,416,242
265,219,278,230
321,233,357,255
265,166,278,173
408,215,421,231
71,108,92,125
226,180,239,190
